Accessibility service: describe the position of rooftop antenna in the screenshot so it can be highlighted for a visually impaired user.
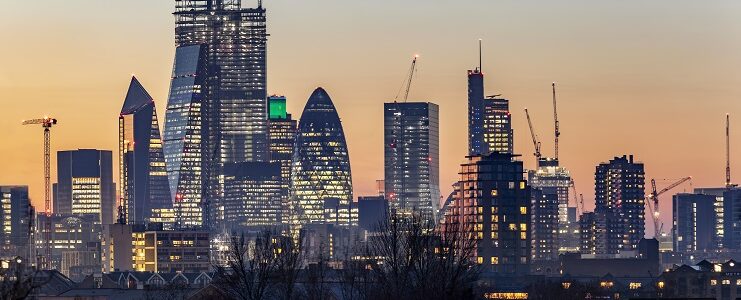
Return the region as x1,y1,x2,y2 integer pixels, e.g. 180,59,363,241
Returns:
478,39,483,72
552,82,561,161
727,114,735,188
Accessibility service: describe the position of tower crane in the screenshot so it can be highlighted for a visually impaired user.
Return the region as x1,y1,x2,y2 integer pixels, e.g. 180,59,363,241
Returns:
552,82,561,161
570,179,585,216
524,108,542,166
647,176,692,237
22,116,58,269
394,54,419,102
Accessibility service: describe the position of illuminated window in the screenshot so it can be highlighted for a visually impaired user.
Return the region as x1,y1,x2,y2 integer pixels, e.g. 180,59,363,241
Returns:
519,207,527,214
509,224,517,231
491,189,498,196
476,257,483,264
491,257,499,264
519,181,526,189
711,279,717,286
657,281,665,289
520,232,527,240
520,223,527,231
629,282,641,289
723,279,730,285
715,264,722,272
562,282,571,289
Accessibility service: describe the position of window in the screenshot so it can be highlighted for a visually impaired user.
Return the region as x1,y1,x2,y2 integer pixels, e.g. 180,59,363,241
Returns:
723,279,731,285
476,257,483,264
562,282,571,289
520,232,527,240
629,282,641,289
520,223,527,231
491,257,499,264
711,279,717,286
519,181,526,189
491,189,498,196
520,207,527,214
509,224,517,231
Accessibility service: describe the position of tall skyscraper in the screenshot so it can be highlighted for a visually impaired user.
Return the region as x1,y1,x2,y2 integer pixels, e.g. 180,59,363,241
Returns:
694,187,726,249
55,149,116,225
0,186,33,259
443,152,531,275
594,155,645,253
163,45,211,228
174,0,269,164
528,159,571,225
673,193,716,252
467,65,513,155
383,102,440,225
119,76,171,224
268,95,297,223
292,88,354,226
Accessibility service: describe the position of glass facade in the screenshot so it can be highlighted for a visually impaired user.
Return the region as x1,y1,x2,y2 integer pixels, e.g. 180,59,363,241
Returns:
174,0,269,164
163,44,211,228
0,186,32,260
468,69,513,156
222,162,282,228
119,76,171,224
291,88,354,226
268,96,297,224
56,149,115,225
383,102,440,226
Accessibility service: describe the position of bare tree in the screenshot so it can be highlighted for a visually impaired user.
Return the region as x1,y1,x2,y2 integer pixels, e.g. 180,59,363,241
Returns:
0,258,50,300
362,215,480,300
214,231,302,300
302,242,331,300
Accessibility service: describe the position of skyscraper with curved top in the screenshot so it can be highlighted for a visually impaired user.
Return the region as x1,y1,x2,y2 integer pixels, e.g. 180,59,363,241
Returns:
291,88,354,226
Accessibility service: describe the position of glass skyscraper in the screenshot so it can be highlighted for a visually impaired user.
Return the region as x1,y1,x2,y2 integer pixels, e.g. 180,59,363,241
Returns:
222,162,282,228
0,186,33,260
163,44,211,228
55,149,116,225
174,0,269,163
383,102,440,226
119,76,171,224
268,96,297,224
467,69,513,156
292,88,354,226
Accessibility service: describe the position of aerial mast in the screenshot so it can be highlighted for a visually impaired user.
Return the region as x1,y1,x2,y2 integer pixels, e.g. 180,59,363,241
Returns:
727,114,733,187
552,82,560,161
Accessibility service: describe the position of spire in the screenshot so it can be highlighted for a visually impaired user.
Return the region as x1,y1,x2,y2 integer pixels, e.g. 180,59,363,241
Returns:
478,39,483,72
120,76,154,115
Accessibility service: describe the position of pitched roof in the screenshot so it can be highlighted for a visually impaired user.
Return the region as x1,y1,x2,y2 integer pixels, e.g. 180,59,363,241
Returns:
120,76,155,115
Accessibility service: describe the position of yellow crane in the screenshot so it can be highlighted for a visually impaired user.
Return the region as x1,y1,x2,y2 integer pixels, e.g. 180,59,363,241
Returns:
22,116,57,268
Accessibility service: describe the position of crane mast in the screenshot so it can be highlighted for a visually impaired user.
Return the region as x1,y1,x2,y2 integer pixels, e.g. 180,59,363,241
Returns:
552,82,560,161
648,176,692,237
395,55,419,102
727,114,733,187
524,108,542,166
22,117,58,269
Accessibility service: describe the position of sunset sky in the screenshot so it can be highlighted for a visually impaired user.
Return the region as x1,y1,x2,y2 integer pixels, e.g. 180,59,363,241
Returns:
1,0,741,235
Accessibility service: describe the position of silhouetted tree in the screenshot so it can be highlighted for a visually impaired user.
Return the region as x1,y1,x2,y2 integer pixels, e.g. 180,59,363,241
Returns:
0,257,49,300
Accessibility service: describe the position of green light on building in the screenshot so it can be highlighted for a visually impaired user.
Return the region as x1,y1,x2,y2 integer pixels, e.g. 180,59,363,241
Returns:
269,96,287,119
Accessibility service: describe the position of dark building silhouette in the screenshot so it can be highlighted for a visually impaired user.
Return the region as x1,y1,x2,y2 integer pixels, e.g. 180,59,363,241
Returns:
0,186,33,259
723,188,741,249
562,238,660,277
292,88,354,226
163,44,211,228
357,196,388,232
55,149,115,225
384,102,440,225
119,76,171,224
594,155,645,254
444,152,531,275
695,187,726,249
268,95,297,224
673,193,716,252
532,187,559,261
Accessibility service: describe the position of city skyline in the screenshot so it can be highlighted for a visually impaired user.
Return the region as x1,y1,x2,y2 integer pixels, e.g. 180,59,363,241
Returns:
3,1,741,235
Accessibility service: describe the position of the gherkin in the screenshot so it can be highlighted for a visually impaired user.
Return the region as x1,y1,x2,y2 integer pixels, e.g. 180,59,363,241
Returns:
291,88,354,226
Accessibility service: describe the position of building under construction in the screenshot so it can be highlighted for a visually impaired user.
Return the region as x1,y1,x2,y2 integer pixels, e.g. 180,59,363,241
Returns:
166,0,268,228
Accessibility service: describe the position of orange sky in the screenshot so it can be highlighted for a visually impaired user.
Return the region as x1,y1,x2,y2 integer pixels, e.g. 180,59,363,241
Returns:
1,0,741,236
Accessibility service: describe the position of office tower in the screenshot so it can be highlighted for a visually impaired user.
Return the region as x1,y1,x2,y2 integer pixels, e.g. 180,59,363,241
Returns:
594,155,646,253
268,96,297,223
528,159,571,225
723,188,741,249
357,196,388,232
132,230,210,273
221,162,282,228
0,186,33,259
467,69,513,156
56,149,116,225
384,102,440,225
443,152,531,275
163,45,211,228
695,187,727,249
531,187,559,261
673,193,716,252
40,214,100,270
292,88,354,226
119,76,171,224
174,0,268,164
